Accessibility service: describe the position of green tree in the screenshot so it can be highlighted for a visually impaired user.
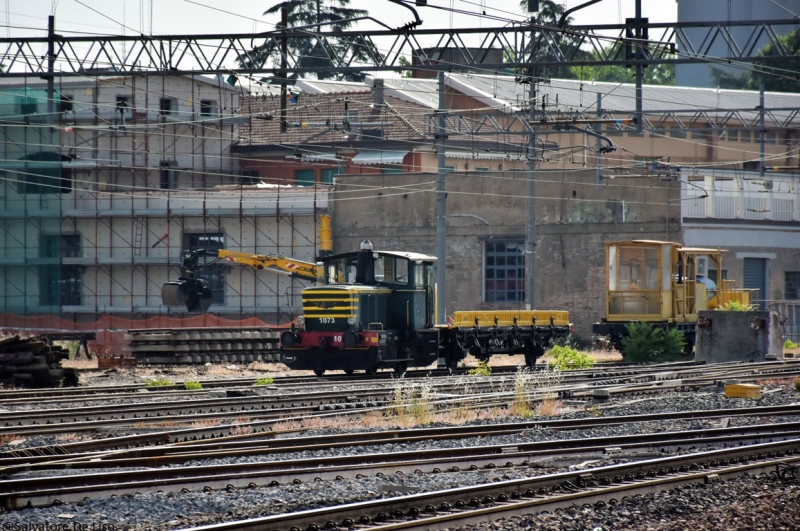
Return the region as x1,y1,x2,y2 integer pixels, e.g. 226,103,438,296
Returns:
570,42,675,86
709,67,749,90
398,56,414,79
748,29,800,93
517,0,590,79
237,0,379,82
710,29,800,93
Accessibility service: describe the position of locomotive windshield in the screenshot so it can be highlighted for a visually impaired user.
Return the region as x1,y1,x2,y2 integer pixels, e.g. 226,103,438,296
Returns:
326,256,357,284
324,252,412,286
374,255,409,285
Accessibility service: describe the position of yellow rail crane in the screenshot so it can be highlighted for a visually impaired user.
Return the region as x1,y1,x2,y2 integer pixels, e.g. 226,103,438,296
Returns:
592,240,753,353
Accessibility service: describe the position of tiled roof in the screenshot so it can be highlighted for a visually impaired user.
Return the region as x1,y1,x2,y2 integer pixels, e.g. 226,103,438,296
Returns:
236,91,431,148
235,88,558,154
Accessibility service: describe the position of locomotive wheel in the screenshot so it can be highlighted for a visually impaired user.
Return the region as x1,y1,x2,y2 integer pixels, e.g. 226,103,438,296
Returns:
365,366,378,375
314,369,325,377
524,343,545,368
344,369,354,375
394,362,407,376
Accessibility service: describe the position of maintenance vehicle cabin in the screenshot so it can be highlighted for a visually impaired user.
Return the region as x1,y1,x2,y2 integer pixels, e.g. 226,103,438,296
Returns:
162,241,571,375
592,240,752,353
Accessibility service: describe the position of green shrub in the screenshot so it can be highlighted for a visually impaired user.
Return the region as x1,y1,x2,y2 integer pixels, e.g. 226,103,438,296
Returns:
253,377,275,386
620,322,687,363
552,334,591,351
784,339,798,349
467,360,492,376
548,344,595,370
660,328,688,359
184,381,202,390
620,322,662,362
718,300,755,311
145,377,173,387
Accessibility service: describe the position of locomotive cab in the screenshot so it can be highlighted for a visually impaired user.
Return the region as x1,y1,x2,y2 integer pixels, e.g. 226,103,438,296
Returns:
281,241,439,375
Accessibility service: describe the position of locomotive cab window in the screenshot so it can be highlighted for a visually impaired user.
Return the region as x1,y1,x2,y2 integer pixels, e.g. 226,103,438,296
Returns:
327,259,357,284
374,255,408,285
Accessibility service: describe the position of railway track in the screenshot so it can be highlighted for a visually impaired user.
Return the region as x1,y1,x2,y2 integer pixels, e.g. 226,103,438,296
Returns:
1,358,799,530
4,358,798,405
3,414,800,509
5,404,800,465
103,440,800,531
1,360,799,445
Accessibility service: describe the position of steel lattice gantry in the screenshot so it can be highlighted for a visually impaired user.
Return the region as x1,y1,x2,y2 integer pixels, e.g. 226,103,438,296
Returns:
1,19,798,78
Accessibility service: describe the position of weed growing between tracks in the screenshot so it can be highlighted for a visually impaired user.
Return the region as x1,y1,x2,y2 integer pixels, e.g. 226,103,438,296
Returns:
390,378,434,426
145,377,174,386
511,365,563,417
231,416,253,435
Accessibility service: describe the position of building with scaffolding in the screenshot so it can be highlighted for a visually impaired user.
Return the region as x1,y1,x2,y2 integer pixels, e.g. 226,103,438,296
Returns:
0,75,329,341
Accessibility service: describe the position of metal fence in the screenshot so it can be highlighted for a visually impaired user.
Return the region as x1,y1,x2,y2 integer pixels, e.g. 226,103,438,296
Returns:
768,301,800,342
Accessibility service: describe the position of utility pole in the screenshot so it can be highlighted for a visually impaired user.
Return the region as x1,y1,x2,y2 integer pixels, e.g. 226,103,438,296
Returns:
634,0,643,133
525,76,537,310
759,82,765,180
435,71,447,324
596,92,602,188
280,5,288,133
46,15,55,127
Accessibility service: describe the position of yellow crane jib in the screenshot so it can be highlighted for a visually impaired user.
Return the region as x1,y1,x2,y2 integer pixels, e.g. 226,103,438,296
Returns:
215,250,320,282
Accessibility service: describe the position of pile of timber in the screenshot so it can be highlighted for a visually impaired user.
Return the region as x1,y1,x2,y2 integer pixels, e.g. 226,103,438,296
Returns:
0,335,79,388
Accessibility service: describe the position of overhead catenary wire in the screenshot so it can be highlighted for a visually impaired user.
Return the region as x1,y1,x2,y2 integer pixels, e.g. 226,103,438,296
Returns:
0,5,796,200
2,67,793,169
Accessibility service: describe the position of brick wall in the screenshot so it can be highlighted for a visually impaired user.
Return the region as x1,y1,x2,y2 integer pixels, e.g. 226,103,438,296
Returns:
331,169,680,340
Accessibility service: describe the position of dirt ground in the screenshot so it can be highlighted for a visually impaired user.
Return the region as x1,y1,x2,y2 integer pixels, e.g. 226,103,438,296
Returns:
60,349,623,387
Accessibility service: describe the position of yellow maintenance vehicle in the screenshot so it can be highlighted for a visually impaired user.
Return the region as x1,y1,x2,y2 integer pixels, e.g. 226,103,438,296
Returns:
592,240,752,353
162,238,572,374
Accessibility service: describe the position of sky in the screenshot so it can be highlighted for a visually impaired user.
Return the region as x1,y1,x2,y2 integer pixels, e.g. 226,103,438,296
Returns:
5,1,677,38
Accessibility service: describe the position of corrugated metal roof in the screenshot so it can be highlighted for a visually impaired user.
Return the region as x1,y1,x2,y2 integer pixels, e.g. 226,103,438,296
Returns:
449,73,800,127
365,76,440,109
300,153,340,162
445,151,525,160
296,79,369,94
351,150,408,165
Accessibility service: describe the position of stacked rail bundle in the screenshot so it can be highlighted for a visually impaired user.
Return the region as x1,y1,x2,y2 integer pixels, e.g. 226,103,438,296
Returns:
124,327,282,364
0,335,78,388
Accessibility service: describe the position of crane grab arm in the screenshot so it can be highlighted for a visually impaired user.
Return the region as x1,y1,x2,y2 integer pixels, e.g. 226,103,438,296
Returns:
163,248,322,313
214,249,320,282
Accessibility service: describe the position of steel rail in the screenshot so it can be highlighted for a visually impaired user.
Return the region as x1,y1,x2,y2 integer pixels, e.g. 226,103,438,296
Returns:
3,401,800,466
166,439,800,531
359,457,800,531
3,424,800,509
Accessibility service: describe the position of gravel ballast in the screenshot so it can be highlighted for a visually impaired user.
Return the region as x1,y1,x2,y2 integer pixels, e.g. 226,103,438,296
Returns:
1,379,799,530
